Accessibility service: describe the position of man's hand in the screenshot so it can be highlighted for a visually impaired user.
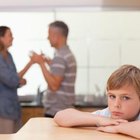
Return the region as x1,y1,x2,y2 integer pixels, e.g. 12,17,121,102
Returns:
40,52,52,65
30,52,45,64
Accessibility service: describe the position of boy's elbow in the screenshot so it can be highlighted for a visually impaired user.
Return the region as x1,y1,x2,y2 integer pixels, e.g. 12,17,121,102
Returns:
54,111,68,127
54,109,74,127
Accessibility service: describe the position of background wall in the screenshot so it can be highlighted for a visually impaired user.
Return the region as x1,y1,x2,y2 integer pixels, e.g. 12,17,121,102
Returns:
0,1,140,97
0,0,140,10
0,10,140,96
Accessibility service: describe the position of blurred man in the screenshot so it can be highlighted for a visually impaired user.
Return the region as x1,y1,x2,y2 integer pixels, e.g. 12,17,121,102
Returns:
31,21,77,117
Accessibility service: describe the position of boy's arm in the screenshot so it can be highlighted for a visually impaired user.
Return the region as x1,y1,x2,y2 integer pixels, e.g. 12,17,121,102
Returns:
97,120,140,139
54,108,127,127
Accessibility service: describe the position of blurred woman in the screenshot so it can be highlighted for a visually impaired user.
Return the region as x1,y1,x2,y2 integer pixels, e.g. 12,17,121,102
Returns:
0,26,33,134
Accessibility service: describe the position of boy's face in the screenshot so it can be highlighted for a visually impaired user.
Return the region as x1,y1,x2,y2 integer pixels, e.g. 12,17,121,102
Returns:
107,85,140,121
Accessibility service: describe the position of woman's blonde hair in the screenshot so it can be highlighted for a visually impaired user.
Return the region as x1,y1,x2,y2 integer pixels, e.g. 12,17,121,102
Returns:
107,65,140,98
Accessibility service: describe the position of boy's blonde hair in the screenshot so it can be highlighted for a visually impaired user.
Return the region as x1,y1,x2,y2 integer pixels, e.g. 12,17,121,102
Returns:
107,65,140,98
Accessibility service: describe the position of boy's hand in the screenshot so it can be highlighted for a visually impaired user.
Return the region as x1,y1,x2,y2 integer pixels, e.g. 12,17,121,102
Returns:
96,125,120,133
96,116,128,127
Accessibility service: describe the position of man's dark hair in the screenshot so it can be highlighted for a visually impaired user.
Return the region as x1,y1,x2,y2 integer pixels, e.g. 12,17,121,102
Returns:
49,21,69,38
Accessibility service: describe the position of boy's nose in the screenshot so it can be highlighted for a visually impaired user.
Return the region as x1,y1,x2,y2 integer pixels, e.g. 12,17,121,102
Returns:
114,98,121,108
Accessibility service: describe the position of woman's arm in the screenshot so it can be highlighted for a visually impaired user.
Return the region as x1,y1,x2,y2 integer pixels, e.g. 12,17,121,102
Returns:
18,60,33,78
97,120,140,139
54,108,127,127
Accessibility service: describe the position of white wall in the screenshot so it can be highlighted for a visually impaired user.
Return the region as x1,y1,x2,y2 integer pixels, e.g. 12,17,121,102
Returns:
1,6,140,96
0,0,140,9
0,0,102,6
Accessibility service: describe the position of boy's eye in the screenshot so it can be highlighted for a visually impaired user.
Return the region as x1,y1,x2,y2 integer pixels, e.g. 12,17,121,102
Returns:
108,95,116,99
121,96,130,100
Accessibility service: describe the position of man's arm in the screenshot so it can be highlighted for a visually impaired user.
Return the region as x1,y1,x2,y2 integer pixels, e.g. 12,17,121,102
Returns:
39,62,63,91
54,108,127,127
97,121,140,139
30,53,63,91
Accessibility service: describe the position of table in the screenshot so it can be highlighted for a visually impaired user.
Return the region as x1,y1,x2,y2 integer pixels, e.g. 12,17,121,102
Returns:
0,118,138,140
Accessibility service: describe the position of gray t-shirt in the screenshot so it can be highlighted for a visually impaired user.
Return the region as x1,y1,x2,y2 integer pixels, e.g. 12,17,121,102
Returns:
92,107,140,120
43,46,77,116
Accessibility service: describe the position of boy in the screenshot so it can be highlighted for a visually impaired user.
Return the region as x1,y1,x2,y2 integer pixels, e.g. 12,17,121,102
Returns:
54,65,140,139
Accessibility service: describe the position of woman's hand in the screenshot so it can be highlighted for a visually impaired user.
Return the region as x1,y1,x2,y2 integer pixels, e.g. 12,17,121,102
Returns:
19,78,27,87
30,52,45,64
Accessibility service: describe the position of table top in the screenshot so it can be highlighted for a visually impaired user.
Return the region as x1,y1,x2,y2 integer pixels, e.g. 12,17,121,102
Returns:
0,117,138,140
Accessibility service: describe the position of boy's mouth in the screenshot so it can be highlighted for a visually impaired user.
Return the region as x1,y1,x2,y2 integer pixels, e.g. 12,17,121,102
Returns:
112,111,123,116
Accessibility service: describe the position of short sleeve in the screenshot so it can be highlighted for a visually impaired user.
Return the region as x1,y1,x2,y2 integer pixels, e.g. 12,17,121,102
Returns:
50,56,66,77
91,108,111,117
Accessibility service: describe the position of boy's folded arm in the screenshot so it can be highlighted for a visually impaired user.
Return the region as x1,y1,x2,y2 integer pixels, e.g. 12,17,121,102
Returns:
54,108,99,127
117,120,140,139
97,120,140,139
54,108,127,127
